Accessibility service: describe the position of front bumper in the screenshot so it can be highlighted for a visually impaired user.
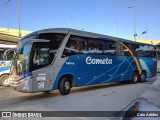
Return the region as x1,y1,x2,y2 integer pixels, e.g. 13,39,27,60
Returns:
10,77,32,93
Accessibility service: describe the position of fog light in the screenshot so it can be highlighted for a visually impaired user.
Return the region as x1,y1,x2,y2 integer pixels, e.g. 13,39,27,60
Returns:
22,86,26,91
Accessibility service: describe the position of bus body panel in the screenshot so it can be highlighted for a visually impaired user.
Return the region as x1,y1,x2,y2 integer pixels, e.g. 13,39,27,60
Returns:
52,55,138,89
31,67,51,92
52,54,157,90
11,55,157,93
138,57,157,78
0,61,12,76
0,47,16,86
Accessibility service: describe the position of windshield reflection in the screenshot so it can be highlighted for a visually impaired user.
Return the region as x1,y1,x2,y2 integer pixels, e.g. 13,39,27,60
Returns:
10,49,18,75
11,43,32,76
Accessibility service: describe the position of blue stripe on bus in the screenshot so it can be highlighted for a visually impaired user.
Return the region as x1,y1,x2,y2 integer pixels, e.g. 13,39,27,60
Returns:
0,66,10,73
85,57,134,85
120,59,134,81
19,72,32,80
52,55,157,90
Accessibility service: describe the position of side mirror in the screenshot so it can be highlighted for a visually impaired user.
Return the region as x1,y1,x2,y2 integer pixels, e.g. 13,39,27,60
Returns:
19,39,50,54
19,48,23,54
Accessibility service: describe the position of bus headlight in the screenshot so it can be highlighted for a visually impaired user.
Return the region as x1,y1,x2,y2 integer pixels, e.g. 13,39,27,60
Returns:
22,86,26,91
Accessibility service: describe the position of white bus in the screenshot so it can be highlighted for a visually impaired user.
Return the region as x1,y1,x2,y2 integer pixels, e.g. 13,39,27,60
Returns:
0,44,16,86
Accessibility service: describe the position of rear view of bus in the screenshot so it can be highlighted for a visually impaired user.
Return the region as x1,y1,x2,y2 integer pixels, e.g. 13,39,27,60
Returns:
10,28,157,95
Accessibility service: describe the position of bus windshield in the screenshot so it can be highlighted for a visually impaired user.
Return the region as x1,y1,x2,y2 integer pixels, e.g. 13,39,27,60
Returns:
12,43,33,75
3,49,15,60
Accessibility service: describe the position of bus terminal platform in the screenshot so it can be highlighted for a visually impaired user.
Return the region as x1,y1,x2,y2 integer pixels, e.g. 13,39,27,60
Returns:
120,73,160,120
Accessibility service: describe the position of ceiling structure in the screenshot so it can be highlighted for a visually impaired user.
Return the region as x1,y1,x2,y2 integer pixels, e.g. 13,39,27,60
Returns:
0,28,31,45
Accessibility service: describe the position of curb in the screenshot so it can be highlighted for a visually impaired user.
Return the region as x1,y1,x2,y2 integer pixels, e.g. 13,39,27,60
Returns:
117,75,160,119
139,75,160,107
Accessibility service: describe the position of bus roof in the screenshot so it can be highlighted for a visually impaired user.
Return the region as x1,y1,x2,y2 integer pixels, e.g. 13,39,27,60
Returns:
23,28,155,46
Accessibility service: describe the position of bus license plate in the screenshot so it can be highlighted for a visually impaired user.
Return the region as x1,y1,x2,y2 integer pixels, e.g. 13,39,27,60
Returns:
38,82,44,89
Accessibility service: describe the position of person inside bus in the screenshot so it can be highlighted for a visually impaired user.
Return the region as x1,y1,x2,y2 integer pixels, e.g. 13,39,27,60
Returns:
88,44,97,53
71,41,85,53
33,49,44,65
69,42,76,49
76,42,84,53
68,41,79,53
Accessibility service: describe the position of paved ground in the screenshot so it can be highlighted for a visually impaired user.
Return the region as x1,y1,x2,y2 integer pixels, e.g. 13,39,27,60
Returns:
119,75,160,120
0,77,158,120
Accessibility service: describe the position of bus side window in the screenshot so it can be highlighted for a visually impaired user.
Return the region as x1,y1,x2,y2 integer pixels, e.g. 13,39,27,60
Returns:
96,40,105,54
6,51,14,60
87,39,97,53
87,39,104,54
38,33,65,62
133,45,144,57
62,36,87,57
104,41,116,55
0,51,3,60
133,44,156,57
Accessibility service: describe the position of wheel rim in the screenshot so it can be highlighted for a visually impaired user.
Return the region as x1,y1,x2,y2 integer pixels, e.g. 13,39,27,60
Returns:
133,75,138,82
64,81,70,90
2,77,9,86
141,74,145,80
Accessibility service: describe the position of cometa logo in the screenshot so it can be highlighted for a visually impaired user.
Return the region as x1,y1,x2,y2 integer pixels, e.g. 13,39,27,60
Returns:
86,56,112,65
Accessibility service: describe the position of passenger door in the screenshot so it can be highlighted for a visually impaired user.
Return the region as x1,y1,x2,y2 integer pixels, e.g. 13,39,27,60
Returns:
31,43,51,92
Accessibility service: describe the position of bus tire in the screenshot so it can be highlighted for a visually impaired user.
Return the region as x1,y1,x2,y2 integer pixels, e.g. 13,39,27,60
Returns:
0,75,10,87
59,77,71,95
139,71,146,82
131,72,139,84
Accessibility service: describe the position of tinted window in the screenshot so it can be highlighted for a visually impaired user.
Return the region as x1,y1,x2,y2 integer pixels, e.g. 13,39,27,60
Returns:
6,51,14,60
104,41,116,55
63,36,117,57
38,33,65,50
133,44,156,57
33,45,50,67
36,33,65,65
62,36,87,57
0,49,4,60
87,39,104,54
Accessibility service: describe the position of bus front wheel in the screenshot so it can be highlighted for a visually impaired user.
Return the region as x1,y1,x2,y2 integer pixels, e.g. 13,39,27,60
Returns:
59,77,71,95
131,72,139,84
0,75,10,87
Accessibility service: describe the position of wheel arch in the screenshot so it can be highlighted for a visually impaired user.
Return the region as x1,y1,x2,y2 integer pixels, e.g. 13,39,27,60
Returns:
58,74,75,88
141,69,147,76
52,73,75,90
0,73,10,78
132,70,139,75
141,69,147,73
0,73,10,86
